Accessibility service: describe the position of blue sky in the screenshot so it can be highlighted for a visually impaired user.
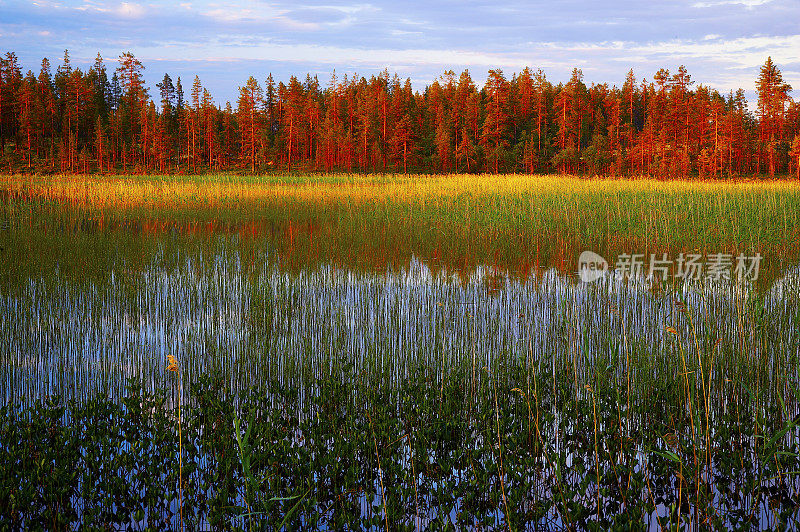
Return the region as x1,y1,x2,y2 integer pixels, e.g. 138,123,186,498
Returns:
1,0,798,107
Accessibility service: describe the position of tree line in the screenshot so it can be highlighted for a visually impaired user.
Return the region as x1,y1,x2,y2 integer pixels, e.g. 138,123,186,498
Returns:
1,50,799,177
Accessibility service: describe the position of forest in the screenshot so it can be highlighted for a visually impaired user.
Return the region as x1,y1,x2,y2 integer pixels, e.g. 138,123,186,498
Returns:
0,50,798,177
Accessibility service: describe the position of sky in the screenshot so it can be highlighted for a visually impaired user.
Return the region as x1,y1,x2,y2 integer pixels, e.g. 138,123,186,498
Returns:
1,0,799,108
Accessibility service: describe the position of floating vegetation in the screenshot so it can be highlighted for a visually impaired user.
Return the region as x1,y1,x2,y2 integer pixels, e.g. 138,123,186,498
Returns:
2,358,800,529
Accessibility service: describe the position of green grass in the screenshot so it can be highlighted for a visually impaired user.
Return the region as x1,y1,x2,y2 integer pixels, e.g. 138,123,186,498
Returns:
2,173,800,288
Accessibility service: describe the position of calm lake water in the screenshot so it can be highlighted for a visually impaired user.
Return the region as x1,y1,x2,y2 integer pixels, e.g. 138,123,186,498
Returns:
2,232,798,406
3,208,800,530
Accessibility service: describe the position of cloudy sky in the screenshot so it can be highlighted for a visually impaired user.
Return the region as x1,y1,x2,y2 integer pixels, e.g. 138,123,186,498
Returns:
1,0,798,107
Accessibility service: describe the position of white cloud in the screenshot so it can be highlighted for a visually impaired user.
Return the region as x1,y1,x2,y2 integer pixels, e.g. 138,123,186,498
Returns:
69,1,146,18
117,2,145,18
10,0,799,104
515,34,800,76
203,8,276,23
390,29,423,36
199,3,376,30
626,35,800,69
692,0,773,7
201,6,322,30
87,31,798,96
134,40,533,69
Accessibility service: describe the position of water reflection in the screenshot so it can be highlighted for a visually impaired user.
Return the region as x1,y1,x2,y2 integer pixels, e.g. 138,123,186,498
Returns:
2,252,798,407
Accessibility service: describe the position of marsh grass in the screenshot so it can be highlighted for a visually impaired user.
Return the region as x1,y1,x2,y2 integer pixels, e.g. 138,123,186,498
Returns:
2,173,800,528
3,173,800,284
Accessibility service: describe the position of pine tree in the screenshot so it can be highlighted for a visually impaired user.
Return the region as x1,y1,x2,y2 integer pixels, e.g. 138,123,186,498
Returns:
237,76,263,172
19,71,37,168
481,69,510,173
789,134,800,179
90,53,110,124
756,57,792,176
1,52,22,155
116,52,147,167
189,75,202,171
2,49,797,178
157,74,176,115
390,114,415,173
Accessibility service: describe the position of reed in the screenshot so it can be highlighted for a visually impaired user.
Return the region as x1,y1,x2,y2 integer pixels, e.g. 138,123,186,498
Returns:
1,172,799,528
